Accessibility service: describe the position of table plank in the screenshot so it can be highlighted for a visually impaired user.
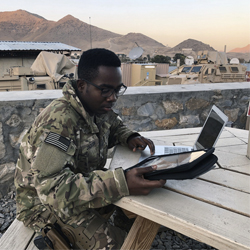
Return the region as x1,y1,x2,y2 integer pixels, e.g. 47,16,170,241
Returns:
212,150,250,174
141,133,198,146
165,178,250,216
115,189,250,250
153,133,236,146
216,137,247,147
225,164,250,175
217,144,248,156
199,168,250,192
174,137,245,149
140,128,234,140
219,130,239,138
225,127,249,139
240,137,249,143
111,145,141,170
140,127,202,138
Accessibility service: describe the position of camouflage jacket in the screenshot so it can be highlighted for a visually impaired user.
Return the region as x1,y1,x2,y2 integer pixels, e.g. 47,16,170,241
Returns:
14,80,136,226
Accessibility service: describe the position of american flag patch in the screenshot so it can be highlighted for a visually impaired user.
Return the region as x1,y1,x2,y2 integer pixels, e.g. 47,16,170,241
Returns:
44,132,71,152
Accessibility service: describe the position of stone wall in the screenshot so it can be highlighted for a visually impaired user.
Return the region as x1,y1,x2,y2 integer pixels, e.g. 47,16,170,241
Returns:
0,82,249,197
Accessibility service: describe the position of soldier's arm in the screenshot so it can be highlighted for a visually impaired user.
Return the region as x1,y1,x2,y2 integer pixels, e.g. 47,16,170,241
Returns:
108,113,140,148
108,112,155,154
31,137,129,215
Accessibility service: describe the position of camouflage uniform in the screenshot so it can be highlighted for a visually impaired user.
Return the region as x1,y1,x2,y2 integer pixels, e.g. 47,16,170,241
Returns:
14,80,137,249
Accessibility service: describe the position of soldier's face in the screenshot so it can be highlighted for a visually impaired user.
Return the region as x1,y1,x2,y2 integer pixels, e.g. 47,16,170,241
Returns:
77,66,122,115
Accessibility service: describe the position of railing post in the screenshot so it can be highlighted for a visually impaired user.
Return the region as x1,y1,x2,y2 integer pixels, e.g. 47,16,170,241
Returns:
247,102,250,159
247,119,250,159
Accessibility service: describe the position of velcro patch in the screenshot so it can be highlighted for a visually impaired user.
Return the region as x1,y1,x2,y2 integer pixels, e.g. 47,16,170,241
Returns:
44,132,71,152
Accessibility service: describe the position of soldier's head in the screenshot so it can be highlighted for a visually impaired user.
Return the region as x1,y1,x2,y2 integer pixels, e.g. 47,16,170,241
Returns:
78,48,121,81
76,48,127,115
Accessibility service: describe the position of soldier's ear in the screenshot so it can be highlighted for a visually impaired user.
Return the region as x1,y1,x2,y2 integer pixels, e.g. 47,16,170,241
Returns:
77,80,86,91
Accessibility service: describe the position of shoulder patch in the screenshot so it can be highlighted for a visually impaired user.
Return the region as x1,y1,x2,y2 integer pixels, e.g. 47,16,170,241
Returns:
44,132,71,152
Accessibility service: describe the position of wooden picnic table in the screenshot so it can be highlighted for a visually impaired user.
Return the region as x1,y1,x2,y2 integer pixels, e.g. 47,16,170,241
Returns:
110,127,250,250
0,127,249,250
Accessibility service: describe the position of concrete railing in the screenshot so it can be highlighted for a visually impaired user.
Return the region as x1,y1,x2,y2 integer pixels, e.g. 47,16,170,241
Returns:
0,82,250,197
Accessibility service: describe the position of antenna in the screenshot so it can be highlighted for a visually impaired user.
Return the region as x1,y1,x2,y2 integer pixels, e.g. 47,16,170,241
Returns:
89,17,92,49
128,42,143,60
185,56,194,65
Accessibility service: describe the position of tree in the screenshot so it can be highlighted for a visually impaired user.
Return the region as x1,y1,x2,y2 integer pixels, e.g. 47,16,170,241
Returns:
173,53,186,66
151,55,171,63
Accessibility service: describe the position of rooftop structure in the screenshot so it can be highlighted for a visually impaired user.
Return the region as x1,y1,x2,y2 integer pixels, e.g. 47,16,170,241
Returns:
0,41,81,57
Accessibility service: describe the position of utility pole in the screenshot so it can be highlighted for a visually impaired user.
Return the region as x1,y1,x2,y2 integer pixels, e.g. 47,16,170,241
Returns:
89,17,92,49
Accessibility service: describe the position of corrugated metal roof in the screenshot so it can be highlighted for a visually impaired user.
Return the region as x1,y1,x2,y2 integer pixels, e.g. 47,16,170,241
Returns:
0,41,81,51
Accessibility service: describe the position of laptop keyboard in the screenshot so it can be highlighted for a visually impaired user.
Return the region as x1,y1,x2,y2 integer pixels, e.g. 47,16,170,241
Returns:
164,147,190,154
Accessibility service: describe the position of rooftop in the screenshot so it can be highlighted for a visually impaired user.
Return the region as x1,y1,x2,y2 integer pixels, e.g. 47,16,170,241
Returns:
0,41,81,52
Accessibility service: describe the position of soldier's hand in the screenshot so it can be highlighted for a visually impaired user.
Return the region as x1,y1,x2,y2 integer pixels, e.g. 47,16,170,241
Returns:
127,135,155,155
125,165,166,195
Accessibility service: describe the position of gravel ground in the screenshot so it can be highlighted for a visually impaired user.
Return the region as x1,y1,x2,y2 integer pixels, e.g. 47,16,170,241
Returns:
0,191,217,250
0,191,16,239
151,228,217,250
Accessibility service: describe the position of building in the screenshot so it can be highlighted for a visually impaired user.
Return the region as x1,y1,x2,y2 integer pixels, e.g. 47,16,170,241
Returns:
0,41,81,77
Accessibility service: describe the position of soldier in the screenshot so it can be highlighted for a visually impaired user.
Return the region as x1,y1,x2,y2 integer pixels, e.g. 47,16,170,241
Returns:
14,48,166,249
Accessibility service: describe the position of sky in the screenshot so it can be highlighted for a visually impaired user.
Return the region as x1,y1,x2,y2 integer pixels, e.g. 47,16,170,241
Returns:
1,0,250,52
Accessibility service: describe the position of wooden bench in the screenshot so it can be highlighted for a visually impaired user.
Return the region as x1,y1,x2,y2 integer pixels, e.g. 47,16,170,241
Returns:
0,215,160,250
0,218,36,250
0,214,161,250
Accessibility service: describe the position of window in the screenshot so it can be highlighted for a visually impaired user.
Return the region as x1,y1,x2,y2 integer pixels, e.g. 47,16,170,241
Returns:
191,66,202,73
230,67,239,73
219,67,227,73
36,84,46,89
59,82,66,88
181,67,191,73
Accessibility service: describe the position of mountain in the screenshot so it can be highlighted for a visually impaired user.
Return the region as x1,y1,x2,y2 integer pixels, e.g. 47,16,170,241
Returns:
0,10,168,56
1,9,247,60
229,44,250,53
169,39,216,52
0,10,53,41
0,10,120,49
32,14,121,50
226,45,250,61
106,33,166,55
0,10,165,54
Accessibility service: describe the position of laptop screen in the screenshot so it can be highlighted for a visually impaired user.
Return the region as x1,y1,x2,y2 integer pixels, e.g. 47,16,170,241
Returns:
195,109,225,150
